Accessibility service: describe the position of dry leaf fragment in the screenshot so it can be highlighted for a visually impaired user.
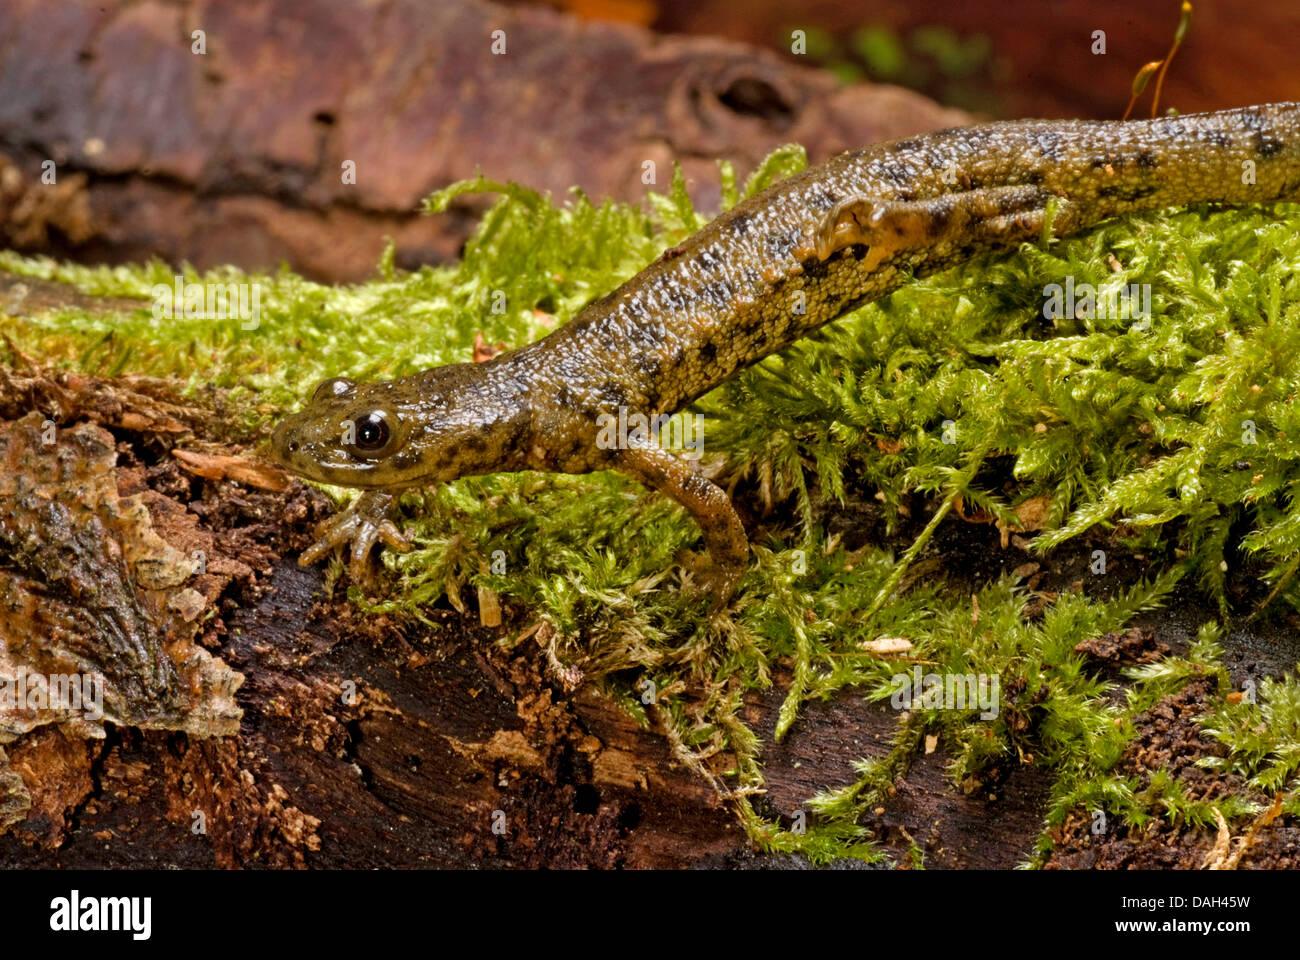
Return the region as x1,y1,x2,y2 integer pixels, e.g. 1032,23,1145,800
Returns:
997,494,1053,547
472,331,509,363
477,584,502,628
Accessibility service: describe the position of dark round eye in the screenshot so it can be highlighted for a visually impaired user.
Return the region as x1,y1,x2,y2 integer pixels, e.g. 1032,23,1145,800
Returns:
313,377,355,402
352,411,391,452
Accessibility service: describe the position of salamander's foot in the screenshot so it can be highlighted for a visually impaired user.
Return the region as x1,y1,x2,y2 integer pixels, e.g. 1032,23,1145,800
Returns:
795,186,1072,269
795,195,929,266
298,490,413,585
690,554,745,613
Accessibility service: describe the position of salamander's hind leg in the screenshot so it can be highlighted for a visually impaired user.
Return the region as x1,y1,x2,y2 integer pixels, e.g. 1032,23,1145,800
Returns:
796,185,1080,267
299,489,413,585
618,442,748,607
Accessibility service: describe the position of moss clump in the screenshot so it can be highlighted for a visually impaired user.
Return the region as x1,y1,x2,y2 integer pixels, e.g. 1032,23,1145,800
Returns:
4,145,1300,863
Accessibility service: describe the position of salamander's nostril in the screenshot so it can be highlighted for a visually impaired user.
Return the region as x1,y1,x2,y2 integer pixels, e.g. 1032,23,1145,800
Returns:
288,441,299,453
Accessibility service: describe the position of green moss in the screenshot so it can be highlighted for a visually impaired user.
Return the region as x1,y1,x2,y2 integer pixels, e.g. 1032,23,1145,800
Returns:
5,145,1300,864
1201,663,1300,809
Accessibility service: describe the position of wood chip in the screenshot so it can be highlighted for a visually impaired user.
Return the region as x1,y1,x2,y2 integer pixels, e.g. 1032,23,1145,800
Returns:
173,448,291,491
859,636,913,656
477,583,502,628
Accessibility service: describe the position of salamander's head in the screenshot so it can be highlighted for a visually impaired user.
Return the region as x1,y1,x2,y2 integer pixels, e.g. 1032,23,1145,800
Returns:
269,363,530,489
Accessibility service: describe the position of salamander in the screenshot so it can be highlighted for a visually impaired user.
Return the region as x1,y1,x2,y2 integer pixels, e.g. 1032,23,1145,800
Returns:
269,103,1300,600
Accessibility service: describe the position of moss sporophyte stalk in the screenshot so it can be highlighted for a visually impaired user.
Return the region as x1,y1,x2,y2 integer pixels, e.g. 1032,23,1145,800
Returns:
5,108,1300,862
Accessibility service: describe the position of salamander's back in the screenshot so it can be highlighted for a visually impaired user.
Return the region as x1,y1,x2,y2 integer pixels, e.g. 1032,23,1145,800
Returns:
529,104,1300,416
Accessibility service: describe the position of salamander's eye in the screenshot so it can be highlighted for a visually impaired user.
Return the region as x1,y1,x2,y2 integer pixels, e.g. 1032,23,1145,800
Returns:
313,377,355,402
347,410,395,456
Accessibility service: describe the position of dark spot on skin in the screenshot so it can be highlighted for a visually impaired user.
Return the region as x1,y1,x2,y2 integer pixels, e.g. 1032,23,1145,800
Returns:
765,231,797,259
1160,117,1188,138
392,449,420,470
1089,155,1118,170
632,351,662,377
694,249,720,269
1256,135,1284,157
683,474,714,499
628,317,670,352
1023,169,1045,185
701,280,734,308
506,417,530,453
1239,109,1266,132
1097,184,1159,201
895,190,917,202
807,187,839,212
800,255,831,280
878,161,913,185
893,138,920,152
598,380,628,407
464,434,487,453
1136,150,1159,169
699,340,718,363
659,280,694,311
1035,133,1064,161
967,176,983,190
731,213,752,235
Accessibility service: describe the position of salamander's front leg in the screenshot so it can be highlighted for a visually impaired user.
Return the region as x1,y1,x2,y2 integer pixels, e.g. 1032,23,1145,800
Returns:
618,443,748,604
298,489,413,584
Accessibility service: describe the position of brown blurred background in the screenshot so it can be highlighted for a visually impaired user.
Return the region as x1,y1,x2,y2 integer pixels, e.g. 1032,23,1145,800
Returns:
530,0,1300,117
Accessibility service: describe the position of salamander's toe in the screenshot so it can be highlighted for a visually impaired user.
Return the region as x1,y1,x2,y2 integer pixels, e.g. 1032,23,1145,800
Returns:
376,519,413,553
297,509,358,567
679,552,744,614
295,490,410,586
